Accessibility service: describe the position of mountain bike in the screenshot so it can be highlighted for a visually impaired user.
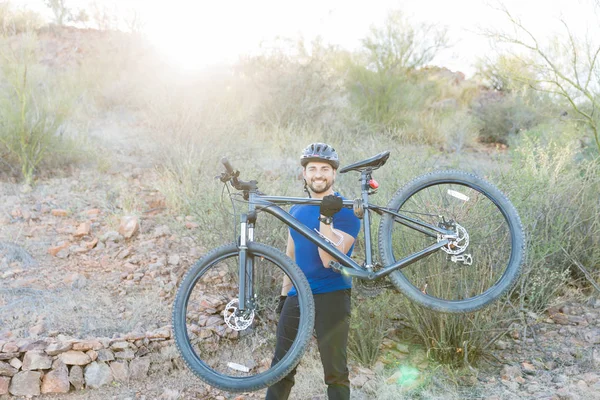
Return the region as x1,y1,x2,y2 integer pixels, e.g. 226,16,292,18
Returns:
172,151,524,392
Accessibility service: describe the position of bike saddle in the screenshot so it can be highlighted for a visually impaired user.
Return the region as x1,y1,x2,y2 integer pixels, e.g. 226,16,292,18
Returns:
339,151,391,174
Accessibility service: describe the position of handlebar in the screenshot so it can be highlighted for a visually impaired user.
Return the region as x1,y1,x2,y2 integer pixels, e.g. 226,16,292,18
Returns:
219,157,259,192
221,157,234,175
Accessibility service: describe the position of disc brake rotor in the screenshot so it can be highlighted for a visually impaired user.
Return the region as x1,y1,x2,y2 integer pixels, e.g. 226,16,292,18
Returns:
223,299,255,331
439,223,469,255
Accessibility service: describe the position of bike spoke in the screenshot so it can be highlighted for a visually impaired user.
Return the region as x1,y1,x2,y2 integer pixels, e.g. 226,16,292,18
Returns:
386,181,514,303
181,251,305,380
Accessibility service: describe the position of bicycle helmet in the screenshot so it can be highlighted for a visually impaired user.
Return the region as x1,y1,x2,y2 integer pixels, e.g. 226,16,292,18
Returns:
300,142,339,169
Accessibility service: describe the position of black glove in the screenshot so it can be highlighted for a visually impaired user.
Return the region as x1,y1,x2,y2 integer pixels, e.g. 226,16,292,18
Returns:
320,195,343,217
276,295,287,314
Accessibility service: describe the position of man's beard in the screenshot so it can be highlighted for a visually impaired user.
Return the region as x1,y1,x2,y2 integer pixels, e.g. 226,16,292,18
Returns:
307,177,334,194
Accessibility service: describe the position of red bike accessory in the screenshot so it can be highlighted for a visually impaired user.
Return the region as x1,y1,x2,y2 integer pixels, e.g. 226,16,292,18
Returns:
368,179,379,189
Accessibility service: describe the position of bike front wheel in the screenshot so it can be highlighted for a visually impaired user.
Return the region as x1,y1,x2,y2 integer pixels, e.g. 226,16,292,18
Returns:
172,242,315,392
378,170,524,313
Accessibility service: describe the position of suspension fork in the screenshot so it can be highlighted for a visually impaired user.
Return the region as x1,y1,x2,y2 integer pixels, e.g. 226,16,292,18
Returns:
237,211,257,312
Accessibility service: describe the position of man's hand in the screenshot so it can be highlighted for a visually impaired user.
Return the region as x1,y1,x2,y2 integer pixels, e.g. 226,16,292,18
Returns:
320,195,343,217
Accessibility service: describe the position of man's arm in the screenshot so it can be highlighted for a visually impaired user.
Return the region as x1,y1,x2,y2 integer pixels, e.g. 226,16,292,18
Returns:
317,221,355,268
281,233,294,295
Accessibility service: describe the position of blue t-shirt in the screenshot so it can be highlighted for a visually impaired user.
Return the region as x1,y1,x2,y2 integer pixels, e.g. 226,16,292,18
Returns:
287,194,361,295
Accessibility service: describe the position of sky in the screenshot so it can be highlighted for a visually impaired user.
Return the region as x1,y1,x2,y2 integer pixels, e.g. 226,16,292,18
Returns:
10,0,600,76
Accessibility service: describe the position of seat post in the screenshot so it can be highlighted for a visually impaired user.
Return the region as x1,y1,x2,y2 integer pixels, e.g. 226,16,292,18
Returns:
360,170,374,267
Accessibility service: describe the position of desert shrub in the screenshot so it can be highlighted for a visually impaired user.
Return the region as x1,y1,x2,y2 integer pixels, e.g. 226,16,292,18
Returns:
401,299,518,366
470,90,545,144
388,133,599,366
0,32,84,183
437,110,479,152
348,291,398,367
346,63,443,133
498,134,600,310
237,38,346,129
0,3,44,36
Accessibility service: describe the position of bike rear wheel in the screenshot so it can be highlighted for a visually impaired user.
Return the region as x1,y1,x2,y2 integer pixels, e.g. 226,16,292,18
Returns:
378,170,524,313
172,242,315,392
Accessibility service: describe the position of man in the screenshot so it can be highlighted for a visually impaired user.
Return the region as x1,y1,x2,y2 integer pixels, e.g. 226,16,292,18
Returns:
266,143,361,400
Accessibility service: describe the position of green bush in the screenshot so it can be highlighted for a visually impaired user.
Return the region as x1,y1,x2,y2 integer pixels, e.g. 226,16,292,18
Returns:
346,64,442,132
470,90,545,144
0,32,83,184
401,299,518,366
348,291,397,367
498,134,600,310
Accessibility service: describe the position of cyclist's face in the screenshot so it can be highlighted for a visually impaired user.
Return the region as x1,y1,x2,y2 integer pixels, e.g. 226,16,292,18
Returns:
303,161,336,195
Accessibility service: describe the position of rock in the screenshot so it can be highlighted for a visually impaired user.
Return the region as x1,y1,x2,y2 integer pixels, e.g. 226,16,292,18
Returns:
350,374,370,388
495,340,508,350
22,350,52,370
130,357,151,380
29,323,46,337
522,362,536,375
0,361,17,377
147,327,171,339
18,339,47,353
557,386,580,400
110,361,129,381
96,349,115,362
500,378,519,391
0,353,19,361
101,231,123,243
75,222,91,237
153,225,171,238
0,376,9,395
167,254,180,266
110,341,130,351
64,273,88,289
552,374,568,384
119,216,140,239
48,241,71,257
551,313,570,325
584,330,600,344
69,365,85,390
159,388,181,400
9,358,22,370
9,370,41,397
87,350,98,362
593,348,600,368
568,315,587,325
114,349,135,360
84,361,113,388
2,343,19,353
72,340,103,351
59,350,92,365
501,364,522,380
41,360,69,394
85,208,101,217
51,209,68,217
45,341,73,356
83,237,99,249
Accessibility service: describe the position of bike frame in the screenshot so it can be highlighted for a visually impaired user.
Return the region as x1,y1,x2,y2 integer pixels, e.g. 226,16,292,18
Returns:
235,170,457,311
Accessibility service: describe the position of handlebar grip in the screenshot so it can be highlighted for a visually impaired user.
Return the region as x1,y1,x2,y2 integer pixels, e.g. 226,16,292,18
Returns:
221,157,234,174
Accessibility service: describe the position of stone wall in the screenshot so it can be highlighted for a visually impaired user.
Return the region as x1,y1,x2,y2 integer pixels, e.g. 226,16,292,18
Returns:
0,326,176,397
